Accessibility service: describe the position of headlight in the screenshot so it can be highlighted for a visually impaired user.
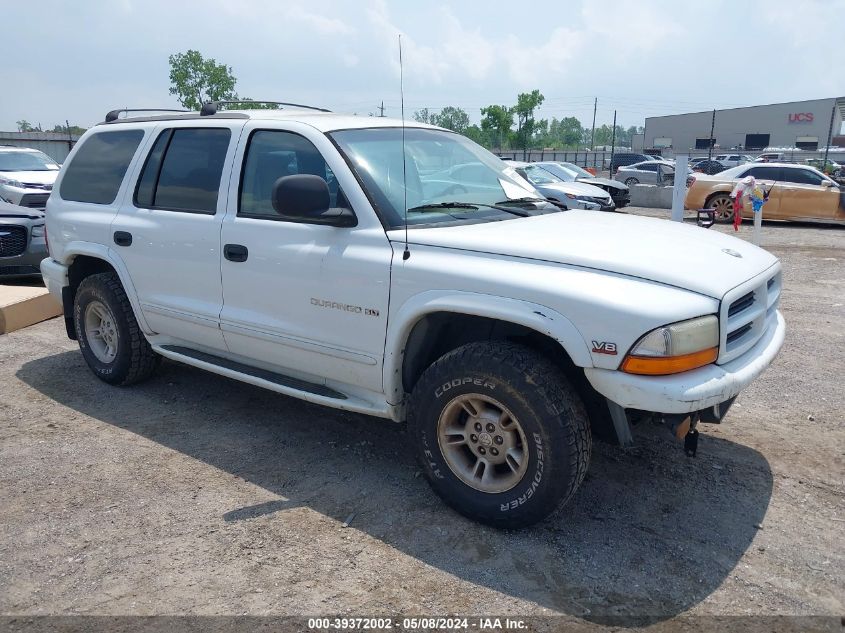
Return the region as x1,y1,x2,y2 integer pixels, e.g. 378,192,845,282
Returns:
31,224,45,237
0,176,24,188
621,315,719,375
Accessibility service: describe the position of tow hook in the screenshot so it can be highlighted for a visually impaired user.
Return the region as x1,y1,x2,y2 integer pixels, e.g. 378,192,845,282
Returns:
664,413,700,457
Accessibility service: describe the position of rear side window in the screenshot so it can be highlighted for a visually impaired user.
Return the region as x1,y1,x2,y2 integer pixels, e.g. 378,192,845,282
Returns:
782,168,825,186
135,128,231,214
60,130,144,204
744,166,781,181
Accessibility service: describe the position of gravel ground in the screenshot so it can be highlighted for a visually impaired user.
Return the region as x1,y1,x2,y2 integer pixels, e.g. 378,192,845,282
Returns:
0,209,843,627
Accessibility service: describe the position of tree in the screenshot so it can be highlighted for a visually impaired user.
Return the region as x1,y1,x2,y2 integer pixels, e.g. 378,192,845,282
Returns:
412,108,435,125
480,105,513,150
51,124,87,136
16,120,33,132
512,90,545,153
168,49,238,110
432,106,469,134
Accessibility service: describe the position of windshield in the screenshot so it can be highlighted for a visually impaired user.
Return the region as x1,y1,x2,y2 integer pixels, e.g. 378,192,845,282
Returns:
330,127,553,228
0,151,59,172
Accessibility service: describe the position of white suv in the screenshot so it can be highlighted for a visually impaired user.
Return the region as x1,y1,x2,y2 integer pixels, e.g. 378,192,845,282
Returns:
41,104,786,527
0,147,61,210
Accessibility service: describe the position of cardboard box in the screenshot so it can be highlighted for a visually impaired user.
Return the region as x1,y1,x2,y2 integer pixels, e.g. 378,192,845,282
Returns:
0,284,62,334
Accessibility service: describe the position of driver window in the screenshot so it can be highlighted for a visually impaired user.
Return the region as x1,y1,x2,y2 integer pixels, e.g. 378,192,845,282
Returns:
239,130,348,219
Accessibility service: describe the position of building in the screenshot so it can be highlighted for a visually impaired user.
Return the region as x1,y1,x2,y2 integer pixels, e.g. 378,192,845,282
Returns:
0,131,82,163
644,97,845,153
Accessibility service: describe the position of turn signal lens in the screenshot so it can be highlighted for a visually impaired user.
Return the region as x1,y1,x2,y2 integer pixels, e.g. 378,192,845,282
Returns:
621,347,718,375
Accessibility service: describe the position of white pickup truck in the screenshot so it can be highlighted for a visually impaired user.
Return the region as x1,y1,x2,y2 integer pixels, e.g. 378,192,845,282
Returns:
41,104,785,528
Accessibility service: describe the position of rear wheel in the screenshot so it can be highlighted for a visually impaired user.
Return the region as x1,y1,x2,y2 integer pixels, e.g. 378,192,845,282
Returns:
624,177,639,186
707,193,734,222
74,272,160,385
409,341,591,528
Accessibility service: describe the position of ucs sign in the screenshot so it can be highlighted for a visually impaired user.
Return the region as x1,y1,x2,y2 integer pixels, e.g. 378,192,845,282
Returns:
788,112,814,123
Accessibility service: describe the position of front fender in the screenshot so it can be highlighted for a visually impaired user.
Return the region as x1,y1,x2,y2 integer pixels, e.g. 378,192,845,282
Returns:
383,290,593,403
58,241,154,335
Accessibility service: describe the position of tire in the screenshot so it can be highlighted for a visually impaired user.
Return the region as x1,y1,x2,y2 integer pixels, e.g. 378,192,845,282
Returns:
409,341,591,528
707,193,734,223
624,177,639,186
74,272,160,386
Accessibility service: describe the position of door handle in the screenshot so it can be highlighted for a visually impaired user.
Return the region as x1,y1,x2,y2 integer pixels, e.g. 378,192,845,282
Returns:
224,243,248,262
113,231,132,247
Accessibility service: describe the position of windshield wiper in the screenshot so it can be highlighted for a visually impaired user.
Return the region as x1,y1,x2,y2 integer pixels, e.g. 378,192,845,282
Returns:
407,201,532,217
495,197,545,205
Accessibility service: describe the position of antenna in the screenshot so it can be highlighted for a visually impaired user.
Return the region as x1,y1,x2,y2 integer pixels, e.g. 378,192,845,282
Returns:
399,35,410,261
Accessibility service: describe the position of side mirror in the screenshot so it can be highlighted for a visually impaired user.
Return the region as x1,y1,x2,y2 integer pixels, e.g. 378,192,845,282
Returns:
271,174,356,227
821,180,834,188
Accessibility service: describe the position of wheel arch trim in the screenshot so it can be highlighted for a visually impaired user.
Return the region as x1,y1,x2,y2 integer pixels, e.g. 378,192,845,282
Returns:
383,290,593,403
60,241,154,335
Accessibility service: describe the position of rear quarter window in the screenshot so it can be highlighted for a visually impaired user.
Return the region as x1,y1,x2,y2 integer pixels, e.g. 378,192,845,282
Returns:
60,130,144,204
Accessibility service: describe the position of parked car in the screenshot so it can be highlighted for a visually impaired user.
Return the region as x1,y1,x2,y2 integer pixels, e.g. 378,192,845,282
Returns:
615,161,675,186
685,163,843,223
510,161,615,210
0,147,60,210
603,153,652,173
804,158,842,178
713,154,753,167
42,104,785,528
0,200,47,278
689,157,711,168
690,159,727,175
753,152,787,163
533,161,630,208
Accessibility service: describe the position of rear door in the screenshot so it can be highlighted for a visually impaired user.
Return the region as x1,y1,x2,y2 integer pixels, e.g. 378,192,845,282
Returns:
778,167,841,220
111,120,245,351
741,166,782,217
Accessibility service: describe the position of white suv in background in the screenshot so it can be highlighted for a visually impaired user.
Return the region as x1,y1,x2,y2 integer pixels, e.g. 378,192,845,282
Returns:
0,147,61,210
41,104,785,528
714,154,753,167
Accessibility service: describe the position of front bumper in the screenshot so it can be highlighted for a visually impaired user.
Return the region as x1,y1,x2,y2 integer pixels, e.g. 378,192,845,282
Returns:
0,237,47,277
40,257,68,301
584,310,785,414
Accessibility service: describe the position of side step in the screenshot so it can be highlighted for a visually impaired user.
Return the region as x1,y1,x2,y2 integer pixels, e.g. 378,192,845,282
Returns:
152,344,393,419
160,345,346,399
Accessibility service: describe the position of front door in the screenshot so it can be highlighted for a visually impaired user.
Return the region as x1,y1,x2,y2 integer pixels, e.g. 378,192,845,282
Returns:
219,123,393,394
111,121,244,351
740,165,782,218
777,167,841,221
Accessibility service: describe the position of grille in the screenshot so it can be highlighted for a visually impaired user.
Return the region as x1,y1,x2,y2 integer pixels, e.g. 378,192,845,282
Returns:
19,193,49,209
21,183,52,191
718,268,781,364
728,291,755,317
0,265,39,275
0,226,27,257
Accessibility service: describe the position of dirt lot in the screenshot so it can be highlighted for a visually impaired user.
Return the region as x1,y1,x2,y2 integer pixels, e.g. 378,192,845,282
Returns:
0,210,843,627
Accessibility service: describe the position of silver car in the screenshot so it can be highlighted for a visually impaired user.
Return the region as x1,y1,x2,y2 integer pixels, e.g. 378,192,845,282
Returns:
615,161,675,186
0,147,60,210
0,200,47,278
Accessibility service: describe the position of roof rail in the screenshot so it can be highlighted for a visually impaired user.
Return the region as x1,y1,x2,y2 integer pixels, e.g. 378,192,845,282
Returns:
200,100,331,116
105,108,189,123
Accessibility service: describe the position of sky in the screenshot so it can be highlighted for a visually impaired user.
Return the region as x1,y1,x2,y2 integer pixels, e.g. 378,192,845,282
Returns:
3,0,844,132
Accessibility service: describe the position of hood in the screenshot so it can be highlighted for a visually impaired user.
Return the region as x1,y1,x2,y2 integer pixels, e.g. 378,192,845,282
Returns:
0,170,58,187
577,176,627,192
534,180,612,200
0,199,44,220
391,211,778,299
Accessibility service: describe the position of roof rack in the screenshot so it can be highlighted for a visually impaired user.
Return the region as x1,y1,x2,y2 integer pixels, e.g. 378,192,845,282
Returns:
105,108,189,123
200,100,331,116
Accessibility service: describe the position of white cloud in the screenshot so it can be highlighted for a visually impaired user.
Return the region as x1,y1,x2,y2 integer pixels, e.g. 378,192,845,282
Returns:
288,6,354,36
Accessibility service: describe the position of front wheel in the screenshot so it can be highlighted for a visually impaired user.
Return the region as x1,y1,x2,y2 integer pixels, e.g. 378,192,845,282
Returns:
409,341,591,528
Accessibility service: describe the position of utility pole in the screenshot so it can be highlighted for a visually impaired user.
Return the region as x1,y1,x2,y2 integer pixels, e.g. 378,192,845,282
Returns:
65,119,73,152
590,97,597,150
707,109,715,161
378,101,386,117
823,102,836,168
608,110,617,176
